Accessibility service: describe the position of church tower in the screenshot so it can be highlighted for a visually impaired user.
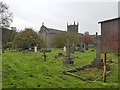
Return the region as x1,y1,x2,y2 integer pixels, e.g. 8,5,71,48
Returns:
67,21,79,33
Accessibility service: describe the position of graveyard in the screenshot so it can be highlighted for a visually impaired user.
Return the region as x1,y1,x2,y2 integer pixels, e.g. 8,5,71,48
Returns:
1,1,119,89
1,17,119,89
2,48,118,88
2,20,119,88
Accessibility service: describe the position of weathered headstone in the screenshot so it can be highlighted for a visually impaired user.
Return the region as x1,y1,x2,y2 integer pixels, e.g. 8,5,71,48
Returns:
29,48,31,51
91,32,103,68
64,39,74,64
85,44,88,51
80,42,84,52
76,44,80,51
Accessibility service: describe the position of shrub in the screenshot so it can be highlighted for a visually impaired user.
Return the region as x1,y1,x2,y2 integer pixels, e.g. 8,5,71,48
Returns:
13,28,44,50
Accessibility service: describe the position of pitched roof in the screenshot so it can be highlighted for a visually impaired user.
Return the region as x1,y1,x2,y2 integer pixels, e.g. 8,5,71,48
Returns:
47,28,65,33
98,17,120,23
39,25,66,34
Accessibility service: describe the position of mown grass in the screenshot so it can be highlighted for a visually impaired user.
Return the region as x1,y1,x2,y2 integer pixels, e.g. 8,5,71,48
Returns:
2,48,118,88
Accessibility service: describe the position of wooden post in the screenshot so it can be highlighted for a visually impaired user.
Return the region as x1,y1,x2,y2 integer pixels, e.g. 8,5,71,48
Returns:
103,52,107,82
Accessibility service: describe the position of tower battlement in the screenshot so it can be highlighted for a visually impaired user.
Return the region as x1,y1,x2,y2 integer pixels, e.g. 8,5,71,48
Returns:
67,21,79,33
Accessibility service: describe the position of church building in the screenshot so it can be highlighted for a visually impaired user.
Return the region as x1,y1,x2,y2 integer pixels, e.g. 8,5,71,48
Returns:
38,22,81,48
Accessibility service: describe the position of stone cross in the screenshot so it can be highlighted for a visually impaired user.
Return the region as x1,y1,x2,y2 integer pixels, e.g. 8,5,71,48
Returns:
64,39,74,64
95,32,101,58
91,32,103,68
66,39,71,60
43,50,47,61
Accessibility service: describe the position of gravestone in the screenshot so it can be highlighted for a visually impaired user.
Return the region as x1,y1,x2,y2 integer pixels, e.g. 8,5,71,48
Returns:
29,48,31,50
63,39,74,64
80,42,84,52
45,49,51,52
76,43,84,52
91,32,103,68
63,46,66,51
34,46,37,52
85,44,88,51
76,44,80,51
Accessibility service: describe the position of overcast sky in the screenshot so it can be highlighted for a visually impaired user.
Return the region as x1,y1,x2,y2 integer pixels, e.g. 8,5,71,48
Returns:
2,0,119,35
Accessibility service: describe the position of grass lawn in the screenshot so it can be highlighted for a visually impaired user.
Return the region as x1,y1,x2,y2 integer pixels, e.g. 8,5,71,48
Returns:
2,48,118,88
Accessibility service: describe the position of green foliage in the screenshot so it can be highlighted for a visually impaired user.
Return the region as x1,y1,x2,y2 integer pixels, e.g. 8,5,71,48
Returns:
3,42,12,49
52,32,79,48
2,49,118,88
13,28,44,50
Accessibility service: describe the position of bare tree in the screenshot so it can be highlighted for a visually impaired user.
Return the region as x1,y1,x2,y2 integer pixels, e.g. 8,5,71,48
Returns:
0,1,13,28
